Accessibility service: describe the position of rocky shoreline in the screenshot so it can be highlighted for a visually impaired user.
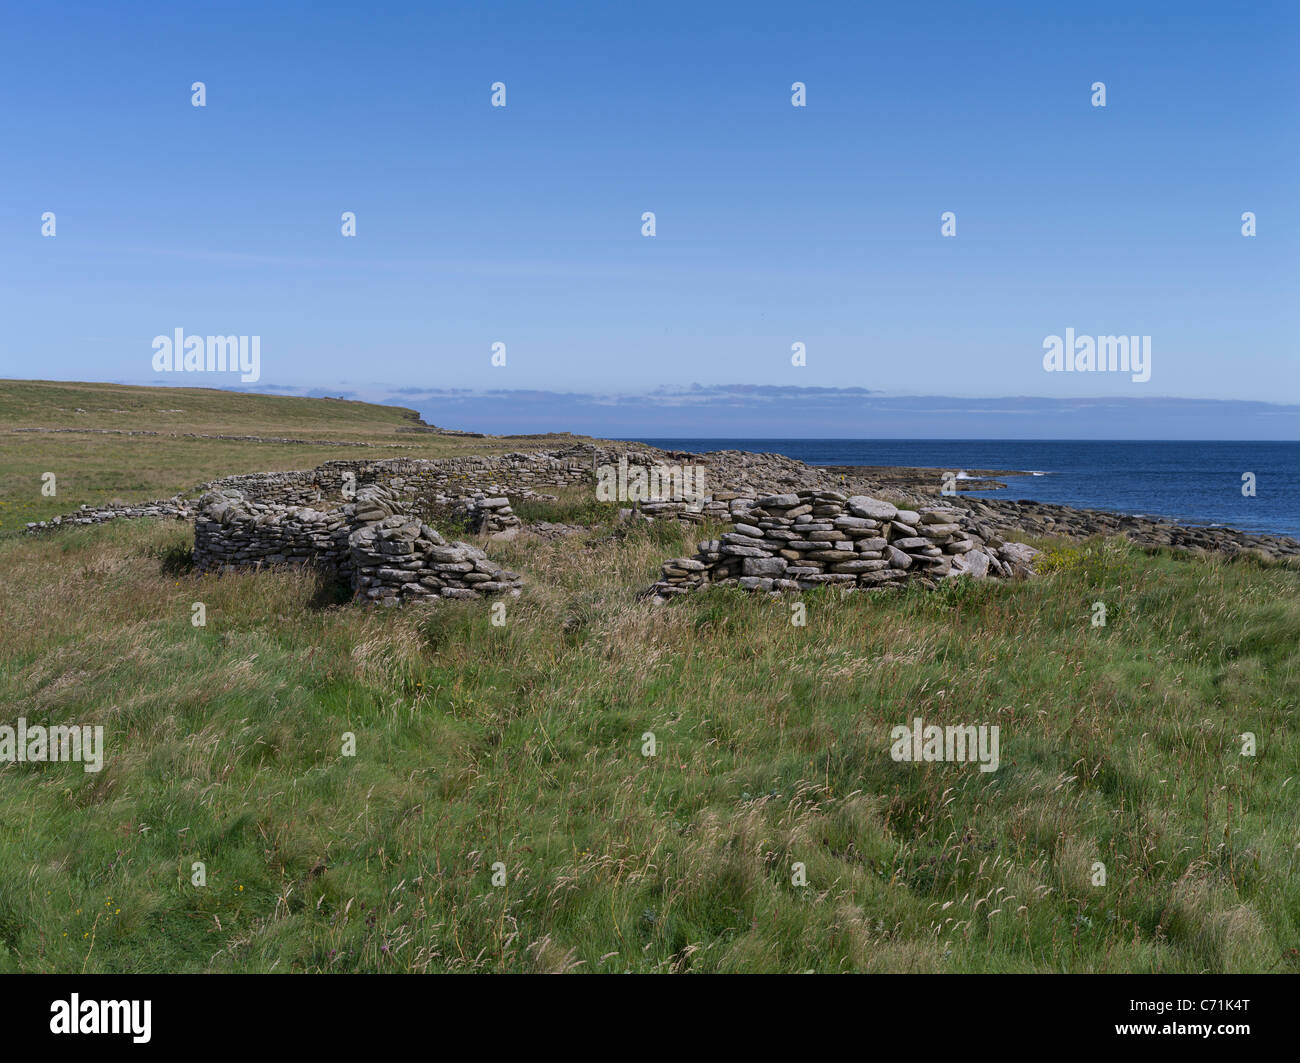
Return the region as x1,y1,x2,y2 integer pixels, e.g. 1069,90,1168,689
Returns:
620,448,1300,561
964,494,1300,559
807,462,1298,558
21,441,1300,563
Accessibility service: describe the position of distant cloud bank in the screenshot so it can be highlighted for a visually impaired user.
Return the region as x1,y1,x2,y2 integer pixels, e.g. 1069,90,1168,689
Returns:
159,380,1300,439
383,386,1300,440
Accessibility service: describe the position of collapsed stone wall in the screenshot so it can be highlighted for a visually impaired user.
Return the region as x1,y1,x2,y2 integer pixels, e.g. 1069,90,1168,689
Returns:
23,497,194,532
178,450,590,602
646,490,1040,601
25,440,1300,572
457,494,522,536
190,446,743,605
195,451,596,508
23,444,877,536
350,515,521,604
623,489,762,525
194,483,522,605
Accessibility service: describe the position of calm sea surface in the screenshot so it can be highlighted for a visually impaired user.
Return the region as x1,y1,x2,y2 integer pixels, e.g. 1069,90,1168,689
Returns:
634,439,1300,538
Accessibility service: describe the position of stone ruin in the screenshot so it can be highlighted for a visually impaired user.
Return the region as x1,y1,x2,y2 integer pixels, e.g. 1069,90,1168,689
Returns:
23,496,194,532
181,452,590,604
645,489,1040,602
194,482,522,605
457,493,522,537
26,445,1055,608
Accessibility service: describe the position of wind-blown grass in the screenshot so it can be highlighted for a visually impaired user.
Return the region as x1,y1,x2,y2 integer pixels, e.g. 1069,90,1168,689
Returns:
0,516,1295,973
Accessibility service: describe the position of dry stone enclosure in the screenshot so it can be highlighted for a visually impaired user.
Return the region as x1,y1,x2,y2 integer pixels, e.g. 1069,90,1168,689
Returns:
191,456,1040,606
184,447,892,605
27,445,1065,607
194,484,527,605
187,451,594,604
646,489,1040,602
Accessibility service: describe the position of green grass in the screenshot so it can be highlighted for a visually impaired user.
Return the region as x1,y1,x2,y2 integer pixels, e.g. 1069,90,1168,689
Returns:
1,512,1296,973
0,380,600,530
511,494,624,527
0,379,432,435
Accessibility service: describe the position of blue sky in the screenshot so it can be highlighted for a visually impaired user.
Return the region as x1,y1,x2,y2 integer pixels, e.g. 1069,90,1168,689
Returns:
1,1,1296,436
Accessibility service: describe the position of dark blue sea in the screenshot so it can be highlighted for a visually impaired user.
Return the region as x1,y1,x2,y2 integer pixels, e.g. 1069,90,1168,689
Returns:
634,440,1300,539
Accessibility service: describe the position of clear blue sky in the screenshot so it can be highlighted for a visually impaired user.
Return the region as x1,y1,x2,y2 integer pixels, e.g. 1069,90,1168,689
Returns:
1,1,1296,436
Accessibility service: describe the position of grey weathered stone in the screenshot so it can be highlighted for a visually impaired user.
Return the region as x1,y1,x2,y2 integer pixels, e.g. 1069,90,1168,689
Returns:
949,549,990,578
886,546,913,569
742,556,787,577
643,491,1041,600
847,497,898,521
720,544,768,557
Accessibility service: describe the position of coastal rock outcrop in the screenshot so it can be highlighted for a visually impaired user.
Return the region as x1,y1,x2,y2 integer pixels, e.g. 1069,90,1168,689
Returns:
963,497,1300,560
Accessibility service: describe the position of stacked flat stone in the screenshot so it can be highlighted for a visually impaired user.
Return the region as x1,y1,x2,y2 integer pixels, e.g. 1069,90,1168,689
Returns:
193,489,352,575
349,515,522,605
25,496,193,532
193,484,522,606
628,498,707,523
458,492,521,535
192,451,596,509
620,489,757,526
30,443,1300,561
647,491,1039,601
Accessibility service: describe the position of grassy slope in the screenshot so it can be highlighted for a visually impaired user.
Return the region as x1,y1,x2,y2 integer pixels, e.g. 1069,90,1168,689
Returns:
0,381,1296,973
1,521,1297,973
0,380,590,531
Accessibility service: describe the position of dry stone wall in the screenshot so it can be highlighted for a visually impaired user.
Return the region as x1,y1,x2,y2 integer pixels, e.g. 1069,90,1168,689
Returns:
37,443,1288,609
349,516,522,606
24,445,869,537
193,490,353,576
183,450,591,604
192,450,595,508
194,482,522,605
188,448,693,605
458,494,522,536
23,496,194,532
646,489,1040,601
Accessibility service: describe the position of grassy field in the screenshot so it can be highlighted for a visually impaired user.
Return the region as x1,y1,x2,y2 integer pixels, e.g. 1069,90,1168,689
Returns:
0,380,590,531
0,381,1296,973
0,517,1297,972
